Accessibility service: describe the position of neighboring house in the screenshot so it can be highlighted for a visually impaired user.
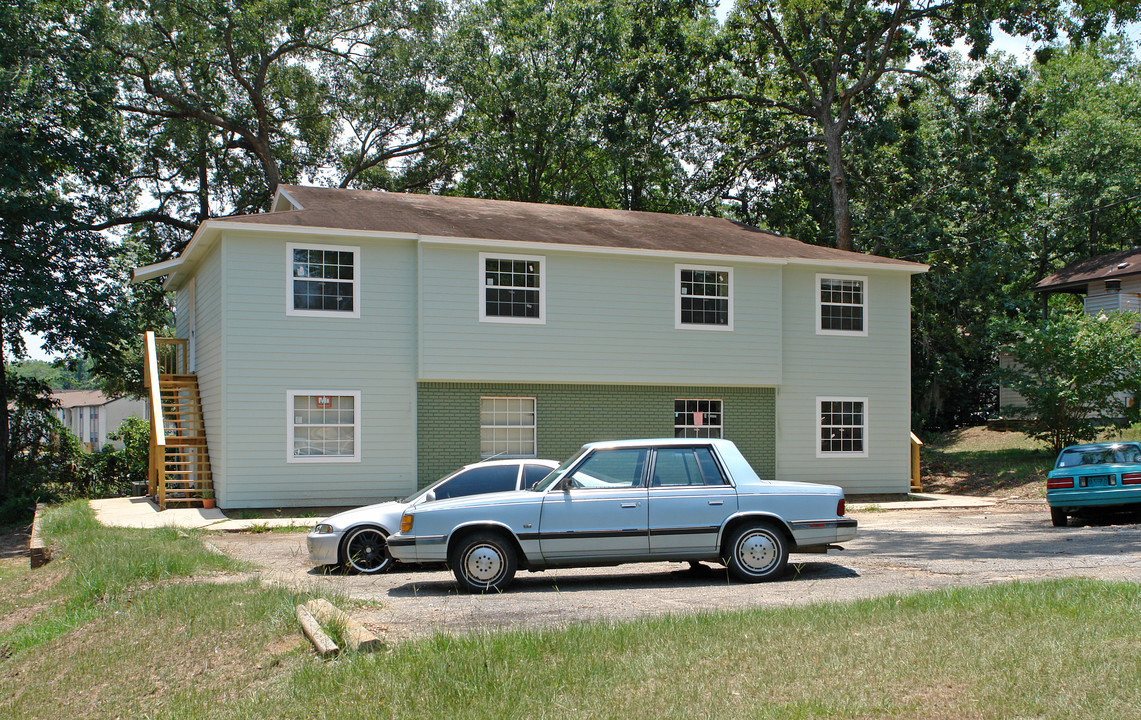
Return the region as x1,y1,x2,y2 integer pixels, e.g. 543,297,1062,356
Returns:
53,389,149,451
132,185,928,508
998,247,1141,415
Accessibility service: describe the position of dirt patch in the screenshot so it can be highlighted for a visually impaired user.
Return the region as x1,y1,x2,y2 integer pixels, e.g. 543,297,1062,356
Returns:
921,425,1053,500
0,524,31,561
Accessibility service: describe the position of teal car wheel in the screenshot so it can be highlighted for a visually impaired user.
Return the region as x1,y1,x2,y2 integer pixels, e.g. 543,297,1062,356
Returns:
1051,507,1068,527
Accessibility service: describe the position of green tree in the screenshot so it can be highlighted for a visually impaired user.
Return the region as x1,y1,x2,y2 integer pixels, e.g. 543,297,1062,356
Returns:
712,0,1133,251
82,0,453,240
0,0,131,497
994,308,1141,453
442,0,713,211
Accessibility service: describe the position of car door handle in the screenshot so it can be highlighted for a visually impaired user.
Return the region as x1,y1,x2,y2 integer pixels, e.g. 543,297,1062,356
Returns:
708,500,724,506
620,502,640,508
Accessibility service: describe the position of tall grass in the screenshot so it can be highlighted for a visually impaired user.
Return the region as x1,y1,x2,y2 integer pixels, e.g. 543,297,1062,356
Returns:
1,502,1138,719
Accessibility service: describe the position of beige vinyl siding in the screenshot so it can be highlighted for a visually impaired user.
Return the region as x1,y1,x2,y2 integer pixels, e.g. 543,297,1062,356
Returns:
776,266,913,494
418,244,783,386
218,231,419,507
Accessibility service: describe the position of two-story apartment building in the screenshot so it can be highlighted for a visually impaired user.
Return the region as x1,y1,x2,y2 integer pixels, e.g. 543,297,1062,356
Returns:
133,185,927,508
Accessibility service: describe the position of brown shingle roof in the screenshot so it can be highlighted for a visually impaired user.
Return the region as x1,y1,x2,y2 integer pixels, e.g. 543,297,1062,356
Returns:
217,185,922,268
52,389,110,408
1034,247,1141,293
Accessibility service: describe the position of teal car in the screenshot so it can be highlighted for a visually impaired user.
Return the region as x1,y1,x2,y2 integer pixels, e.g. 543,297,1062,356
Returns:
1046,442,1141,527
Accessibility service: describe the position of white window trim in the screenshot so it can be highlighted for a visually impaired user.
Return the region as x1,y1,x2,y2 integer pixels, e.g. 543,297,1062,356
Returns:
816,396,869,458
478,252,546,324
285,242,361,319
479,396,538,458
675,264,734,331
674,398,724,438
286,390,362,463
816,273,868,336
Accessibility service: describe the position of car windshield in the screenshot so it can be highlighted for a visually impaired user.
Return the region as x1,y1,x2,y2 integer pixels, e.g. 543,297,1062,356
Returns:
530,449,588,491
1056,445,1141,468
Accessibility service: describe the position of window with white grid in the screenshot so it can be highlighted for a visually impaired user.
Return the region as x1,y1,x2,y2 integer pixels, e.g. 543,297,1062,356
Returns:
674,399,723,438
287,243,360,318
817,397,868,457
287,391,361,462
817,274,867,335
480,397,537,457
480,254,545,323
676,265,733,330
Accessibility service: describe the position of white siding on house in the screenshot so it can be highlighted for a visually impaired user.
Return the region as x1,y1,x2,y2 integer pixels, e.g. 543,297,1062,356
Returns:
216,231,419,507
418,244,784,386
775,266,913,494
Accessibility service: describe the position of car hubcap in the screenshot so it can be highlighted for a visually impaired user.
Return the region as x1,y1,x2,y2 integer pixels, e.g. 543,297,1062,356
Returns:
348,530,390,572
738,530,778,573
464,545,503,583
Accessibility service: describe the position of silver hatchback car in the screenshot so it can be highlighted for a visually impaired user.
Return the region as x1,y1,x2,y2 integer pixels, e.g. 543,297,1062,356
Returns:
307,458,559,573
388,438,856,591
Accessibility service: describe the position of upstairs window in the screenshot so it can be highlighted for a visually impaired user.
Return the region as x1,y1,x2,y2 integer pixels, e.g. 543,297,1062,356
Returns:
480,253,545,323
817,274,866,335
287,243,360,318
677,265,733,329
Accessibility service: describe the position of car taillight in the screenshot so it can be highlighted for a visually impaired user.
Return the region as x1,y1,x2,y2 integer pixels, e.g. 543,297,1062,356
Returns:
837,498,846,516
1122,472,1141,485
1047,477,1074,489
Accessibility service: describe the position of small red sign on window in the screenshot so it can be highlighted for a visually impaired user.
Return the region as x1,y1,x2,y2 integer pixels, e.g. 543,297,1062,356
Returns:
316,396,332,408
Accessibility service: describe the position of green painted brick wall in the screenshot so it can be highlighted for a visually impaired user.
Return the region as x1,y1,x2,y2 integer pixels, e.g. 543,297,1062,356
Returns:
417,383,775,486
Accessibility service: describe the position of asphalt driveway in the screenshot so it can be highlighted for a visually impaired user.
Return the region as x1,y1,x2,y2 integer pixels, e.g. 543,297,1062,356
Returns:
207,505,1141,642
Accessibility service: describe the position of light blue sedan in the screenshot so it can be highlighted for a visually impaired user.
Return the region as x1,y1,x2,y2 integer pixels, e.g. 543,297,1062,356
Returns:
1047,442,1141,527
387,438,856,592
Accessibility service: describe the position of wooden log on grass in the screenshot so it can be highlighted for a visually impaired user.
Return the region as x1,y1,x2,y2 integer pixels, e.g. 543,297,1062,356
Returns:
29,504,51,569
305,598,385,652
296,604,339,658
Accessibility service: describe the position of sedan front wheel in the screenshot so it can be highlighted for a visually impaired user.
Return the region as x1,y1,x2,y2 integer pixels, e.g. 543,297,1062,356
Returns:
341,526,394,574
724,522,789,582
449,532,518,593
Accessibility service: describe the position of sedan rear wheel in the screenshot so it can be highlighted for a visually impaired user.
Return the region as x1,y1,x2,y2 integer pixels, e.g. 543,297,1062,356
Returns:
1050,507,1068,528
449,532,518,593
725,522,789,582
342,526,394,574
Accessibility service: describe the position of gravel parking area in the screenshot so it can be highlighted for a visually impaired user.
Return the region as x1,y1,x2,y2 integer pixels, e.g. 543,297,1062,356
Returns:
207,505,1141,642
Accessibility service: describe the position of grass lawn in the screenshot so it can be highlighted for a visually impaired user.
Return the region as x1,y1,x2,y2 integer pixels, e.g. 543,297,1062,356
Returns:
1,502,1139,719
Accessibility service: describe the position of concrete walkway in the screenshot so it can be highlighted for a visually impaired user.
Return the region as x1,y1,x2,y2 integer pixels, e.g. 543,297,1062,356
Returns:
90,497,315,531
847,493,997,512
91,491,998,533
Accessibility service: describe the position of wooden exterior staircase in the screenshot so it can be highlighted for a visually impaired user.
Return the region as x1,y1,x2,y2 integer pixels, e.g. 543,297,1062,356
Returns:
143,332,214,509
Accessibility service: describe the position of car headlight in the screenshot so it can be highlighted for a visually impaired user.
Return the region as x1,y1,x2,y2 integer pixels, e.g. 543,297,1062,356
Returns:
400,513,414,533
313,523,334,534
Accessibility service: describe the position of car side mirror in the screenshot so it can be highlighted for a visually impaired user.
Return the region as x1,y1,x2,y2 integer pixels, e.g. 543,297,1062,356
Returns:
425,490,436,502
559,476,574,492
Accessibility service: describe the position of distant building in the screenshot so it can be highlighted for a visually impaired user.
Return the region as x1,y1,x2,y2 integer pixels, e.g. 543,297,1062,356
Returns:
998,247,1141,416
53,390,149,451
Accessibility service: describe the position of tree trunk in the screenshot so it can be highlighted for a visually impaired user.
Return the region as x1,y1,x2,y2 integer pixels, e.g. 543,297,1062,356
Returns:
0,316,8,498
823,120,853,252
